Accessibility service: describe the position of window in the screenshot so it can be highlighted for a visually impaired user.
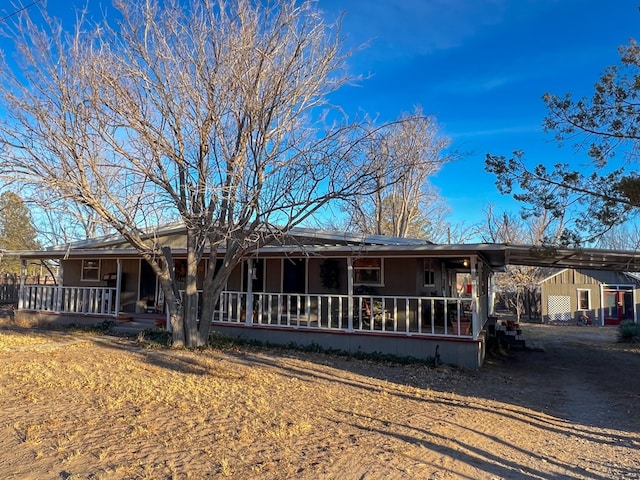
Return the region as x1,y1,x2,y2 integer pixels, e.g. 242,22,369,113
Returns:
423,259,436,286
577,289,590,310
81,259,100,281
354,258,382,285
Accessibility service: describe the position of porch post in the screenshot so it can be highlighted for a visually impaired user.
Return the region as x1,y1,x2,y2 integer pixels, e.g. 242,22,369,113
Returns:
55,260,64,312
246,259,254,325
347,257,353,332
470,256,478,340
599,284,605,326
115,259,122,317
488,272,496,316
18,258,26,310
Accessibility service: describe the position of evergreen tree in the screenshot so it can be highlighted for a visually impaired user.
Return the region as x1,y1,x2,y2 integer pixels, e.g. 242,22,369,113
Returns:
486,36,640,245
0,192,39,273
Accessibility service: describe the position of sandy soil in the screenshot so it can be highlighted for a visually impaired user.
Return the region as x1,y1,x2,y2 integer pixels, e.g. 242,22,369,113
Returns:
0,308,639,479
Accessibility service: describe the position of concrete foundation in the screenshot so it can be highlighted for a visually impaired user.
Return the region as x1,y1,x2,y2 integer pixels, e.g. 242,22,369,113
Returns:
211,323,486,369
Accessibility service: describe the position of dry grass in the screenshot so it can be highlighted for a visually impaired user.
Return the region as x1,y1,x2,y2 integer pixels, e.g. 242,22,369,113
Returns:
1,329,370,478
1,323,639,479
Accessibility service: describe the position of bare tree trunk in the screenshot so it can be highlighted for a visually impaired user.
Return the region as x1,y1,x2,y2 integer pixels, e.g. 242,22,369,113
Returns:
375,175,383,235
160,247,185,347
184,232,201,346
197,258,218,344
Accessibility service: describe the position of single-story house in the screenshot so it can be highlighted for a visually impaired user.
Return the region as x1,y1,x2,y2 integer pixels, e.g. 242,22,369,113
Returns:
540,268,640,325
10,224,640,368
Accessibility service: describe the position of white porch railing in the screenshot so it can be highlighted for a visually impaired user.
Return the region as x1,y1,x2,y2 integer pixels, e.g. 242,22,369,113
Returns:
16,286,477,337
19,285,117,316
213,291,475,338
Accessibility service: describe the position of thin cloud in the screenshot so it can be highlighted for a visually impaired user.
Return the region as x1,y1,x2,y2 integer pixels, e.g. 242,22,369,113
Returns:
323,0,512,61
450,124,543,139
440,72,526,95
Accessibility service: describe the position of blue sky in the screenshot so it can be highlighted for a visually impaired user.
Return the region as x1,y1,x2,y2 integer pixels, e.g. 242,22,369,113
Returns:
318,0,640,227
2,0,638,232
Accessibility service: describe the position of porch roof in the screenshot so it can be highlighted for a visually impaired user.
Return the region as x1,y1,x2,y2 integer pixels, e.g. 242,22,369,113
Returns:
11,241,640,272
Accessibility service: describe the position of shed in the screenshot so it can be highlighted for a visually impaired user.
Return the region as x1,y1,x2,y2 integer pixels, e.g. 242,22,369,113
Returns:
539,268,640,325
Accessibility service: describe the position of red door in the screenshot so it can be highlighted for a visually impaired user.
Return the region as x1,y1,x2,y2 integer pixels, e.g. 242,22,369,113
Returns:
603,290,633,325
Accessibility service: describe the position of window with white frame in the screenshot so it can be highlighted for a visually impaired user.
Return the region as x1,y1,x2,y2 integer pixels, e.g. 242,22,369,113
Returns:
353,258,382,285
81,259,100,281
577,289,590,310
423,259,436,286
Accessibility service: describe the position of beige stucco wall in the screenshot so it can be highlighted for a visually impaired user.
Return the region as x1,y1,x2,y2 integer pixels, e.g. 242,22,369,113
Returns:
378,257,422,296
263,258,282,293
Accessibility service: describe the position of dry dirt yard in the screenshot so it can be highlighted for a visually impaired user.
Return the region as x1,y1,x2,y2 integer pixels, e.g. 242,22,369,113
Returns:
0,310,639,479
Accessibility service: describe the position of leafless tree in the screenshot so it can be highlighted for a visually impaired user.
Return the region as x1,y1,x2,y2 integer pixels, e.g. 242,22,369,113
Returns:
481,205,564,322
435,222,481,244
0,0,384,347
594,224,640,252
340,108,454,239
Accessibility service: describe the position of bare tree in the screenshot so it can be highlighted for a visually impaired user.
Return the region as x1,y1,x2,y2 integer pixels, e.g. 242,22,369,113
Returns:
435,222,481,245
594,224,640,252
0,0,383,347
340,108,453,239
482,205,563,322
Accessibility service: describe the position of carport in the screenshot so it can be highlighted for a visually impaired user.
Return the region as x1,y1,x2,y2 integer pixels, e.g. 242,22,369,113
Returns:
473,243,640,272
478,243,640,327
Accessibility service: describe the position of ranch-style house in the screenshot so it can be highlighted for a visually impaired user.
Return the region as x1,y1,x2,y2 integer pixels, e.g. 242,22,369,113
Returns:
11,224,640,368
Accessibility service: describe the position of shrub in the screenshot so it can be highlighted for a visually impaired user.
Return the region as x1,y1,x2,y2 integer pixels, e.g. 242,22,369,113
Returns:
617,320,640,343
136,328,172,347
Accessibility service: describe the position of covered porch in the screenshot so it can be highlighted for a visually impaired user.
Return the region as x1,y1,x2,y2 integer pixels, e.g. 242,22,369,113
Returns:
14,227,640,368
13,232,495,348
14,243,489,368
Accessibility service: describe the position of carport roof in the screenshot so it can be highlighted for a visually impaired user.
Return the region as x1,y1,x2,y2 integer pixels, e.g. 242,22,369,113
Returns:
480,244,640,272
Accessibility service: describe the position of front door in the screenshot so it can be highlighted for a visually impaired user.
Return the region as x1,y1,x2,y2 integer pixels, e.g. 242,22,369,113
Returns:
603,290,634,325
139,259,157,313
283,258,306,313
283,258,306,294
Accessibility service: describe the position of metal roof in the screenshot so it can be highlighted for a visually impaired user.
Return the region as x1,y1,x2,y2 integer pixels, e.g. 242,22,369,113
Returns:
6,222,640,271
497,244,640,272
9,239,640,272
31,225,431,253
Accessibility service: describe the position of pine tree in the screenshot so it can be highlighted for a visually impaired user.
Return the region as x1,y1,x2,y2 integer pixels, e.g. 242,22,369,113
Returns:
0,192,39,273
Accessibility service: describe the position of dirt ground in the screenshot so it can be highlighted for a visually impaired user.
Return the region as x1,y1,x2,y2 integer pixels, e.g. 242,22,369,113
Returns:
0,308,639,480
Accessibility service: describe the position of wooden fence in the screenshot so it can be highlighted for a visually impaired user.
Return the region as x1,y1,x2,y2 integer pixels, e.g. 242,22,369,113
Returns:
0,274,18,303
0,273,57,304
